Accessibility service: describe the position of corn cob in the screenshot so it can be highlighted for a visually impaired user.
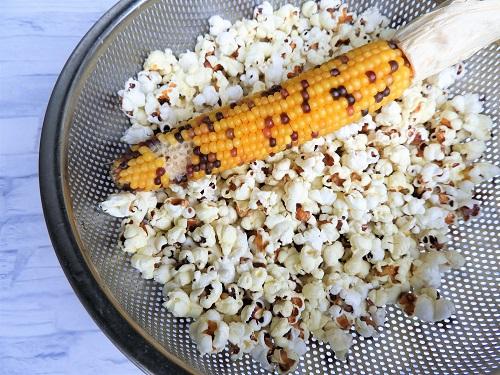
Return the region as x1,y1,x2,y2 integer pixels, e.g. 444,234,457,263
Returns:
113,40,413,191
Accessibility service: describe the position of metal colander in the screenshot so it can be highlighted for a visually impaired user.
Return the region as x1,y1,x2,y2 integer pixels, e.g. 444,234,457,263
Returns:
40,0,499,374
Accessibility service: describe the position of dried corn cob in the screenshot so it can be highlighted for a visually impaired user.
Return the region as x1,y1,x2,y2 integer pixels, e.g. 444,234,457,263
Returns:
113,40,413,191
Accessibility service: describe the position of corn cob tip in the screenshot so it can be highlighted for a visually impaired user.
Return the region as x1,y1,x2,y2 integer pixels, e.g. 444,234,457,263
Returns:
112,138,194,191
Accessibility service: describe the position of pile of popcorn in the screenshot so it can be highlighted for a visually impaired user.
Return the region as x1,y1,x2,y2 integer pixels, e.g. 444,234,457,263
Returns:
101,1,499,373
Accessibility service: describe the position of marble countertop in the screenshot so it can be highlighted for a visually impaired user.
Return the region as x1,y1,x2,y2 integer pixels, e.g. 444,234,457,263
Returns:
0,1,139,374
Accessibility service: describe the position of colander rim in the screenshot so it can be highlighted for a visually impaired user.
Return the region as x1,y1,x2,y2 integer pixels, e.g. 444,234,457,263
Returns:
39,0,191,373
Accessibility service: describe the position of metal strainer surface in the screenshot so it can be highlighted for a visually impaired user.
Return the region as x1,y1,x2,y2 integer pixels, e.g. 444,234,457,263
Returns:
40,0,499,374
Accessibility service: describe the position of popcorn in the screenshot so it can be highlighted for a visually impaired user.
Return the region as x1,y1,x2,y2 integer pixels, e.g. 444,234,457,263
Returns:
344,256,370,278
284,178,310,212
220,84,244,104
193,85,219,107
324,326,353,361
427,64,464,89
103,2,496,372
192,224,216,248
164,290,203,318
423,143,445,161
208,15,232,36
100,193,136,217
143,49,176,75
300,246,323,273
451,93,482,114
190,310,229,354
412,291,456,322
323,242,344,267
453,141,486,162
130,253,161,279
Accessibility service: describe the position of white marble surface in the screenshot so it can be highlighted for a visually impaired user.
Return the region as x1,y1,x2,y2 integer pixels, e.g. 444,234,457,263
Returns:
0,1,139,374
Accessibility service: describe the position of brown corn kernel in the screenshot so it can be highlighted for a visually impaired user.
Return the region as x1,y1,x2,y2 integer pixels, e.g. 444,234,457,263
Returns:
226,128,235,139
330,68,340,76
366,70,376,82
264,116,274,128
389,60,399,72
280,113,290,124
208,153,217,162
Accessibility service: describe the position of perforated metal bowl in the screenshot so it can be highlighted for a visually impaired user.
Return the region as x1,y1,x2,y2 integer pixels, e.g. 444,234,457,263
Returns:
40,0,499,374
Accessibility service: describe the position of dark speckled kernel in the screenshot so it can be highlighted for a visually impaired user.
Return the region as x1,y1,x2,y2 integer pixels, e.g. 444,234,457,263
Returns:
208,153,217,162
174,131,184,143
280,87,289,99
215,112,224,121
339,55,349,64
200,154,208,163
156,167,165,176
330,88,340,100
388,40,398,49
301,101,311,113
300,79,309,89
214,160,221,168
291,131,298,141
330,68,340,77
269,138,277,147
230,102,237,109
154,176,162,185
193,146,201,155
300,89,309,100
230,147,238,157
366,70,376,83
374,92,384,103
264,116,274,128
311,131,319,138
226,128,235,139
338,86,347,97
280,113,290,124
389,60,399,72
361,109,369,116
382,87,390,97
346,94,355,105
193,164,200,172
